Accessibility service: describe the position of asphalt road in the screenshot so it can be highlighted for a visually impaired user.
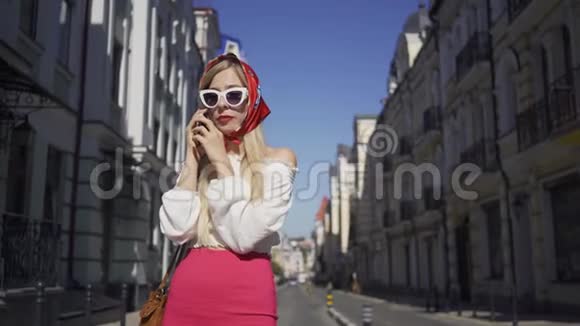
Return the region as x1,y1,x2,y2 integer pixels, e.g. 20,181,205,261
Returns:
277,284,337,326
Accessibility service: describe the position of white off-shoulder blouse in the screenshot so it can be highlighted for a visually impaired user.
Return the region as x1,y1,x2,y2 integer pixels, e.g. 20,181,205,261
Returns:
159,153,298,254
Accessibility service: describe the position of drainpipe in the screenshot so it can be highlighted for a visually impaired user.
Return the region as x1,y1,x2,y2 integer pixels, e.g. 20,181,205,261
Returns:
428,7,451,310
485,0,519,324
67,0,92,287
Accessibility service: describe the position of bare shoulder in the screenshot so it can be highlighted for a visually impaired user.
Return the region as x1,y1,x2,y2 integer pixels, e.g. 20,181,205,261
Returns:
265,147,298,169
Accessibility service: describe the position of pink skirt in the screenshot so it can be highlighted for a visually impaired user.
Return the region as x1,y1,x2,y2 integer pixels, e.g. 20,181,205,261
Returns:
162,247,277,325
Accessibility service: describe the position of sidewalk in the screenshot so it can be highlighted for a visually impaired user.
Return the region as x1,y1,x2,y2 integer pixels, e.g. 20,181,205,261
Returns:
332,289,580,326
97,311,140,326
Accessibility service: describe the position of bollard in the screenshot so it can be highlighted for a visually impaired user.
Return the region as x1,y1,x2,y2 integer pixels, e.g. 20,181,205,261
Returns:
472,292,478,318
362,304,373,326
490,285,496,322
85,283,93,326
326,289,333,310
425,289,431,312
434,287,440,312
456,290,463,317
120,283,128,326
35,281,45,326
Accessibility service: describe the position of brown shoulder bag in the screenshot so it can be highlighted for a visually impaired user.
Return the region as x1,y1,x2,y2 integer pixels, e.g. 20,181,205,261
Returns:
139,244,187,326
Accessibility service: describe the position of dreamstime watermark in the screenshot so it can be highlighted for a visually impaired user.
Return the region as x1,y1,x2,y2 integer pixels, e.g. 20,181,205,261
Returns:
89,125,484,203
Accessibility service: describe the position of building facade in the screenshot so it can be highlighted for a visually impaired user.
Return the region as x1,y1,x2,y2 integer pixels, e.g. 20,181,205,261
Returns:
432,0,580,313
0,0,219,323
347,115,377,286
343,0,580,315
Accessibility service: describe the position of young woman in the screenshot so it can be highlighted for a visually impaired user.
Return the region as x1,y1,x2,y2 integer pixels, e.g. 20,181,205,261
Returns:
159,53,298,325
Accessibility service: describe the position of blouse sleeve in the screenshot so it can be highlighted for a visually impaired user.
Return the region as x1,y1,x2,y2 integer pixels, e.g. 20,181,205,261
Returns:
206,161,298,254
158,168,201,245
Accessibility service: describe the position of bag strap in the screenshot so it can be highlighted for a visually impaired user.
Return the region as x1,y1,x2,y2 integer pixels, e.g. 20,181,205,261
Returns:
158,244,186,289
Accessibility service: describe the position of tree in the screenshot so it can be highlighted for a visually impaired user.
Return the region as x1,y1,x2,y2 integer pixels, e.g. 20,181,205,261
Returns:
271,260,284,277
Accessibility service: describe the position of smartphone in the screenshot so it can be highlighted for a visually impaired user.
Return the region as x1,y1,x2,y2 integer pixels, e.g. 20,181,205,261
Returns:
194,110,210,128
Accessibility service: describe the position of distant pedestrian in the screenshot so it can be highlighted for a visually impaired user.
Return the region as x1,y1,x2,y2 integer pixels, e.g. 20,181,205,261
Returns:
159,53,298,325
351,272,361,294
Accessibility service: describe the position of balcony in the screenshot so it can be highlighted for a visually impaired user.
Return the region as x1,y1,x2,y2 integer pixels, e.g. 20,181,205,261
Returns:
460,138,497,171
549,72,577,130
456,32,490,82
516,70,578,151
400,200,416,221
423,106,442,133
508,0,532,22
0,214,62,289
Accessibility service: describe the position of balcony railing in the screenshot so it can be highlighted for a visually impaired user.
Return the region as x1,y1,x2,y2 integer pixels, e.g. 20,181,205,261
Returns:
456,32,490,82
508,0,533,22
400,201,416,221
423,187,442,211
460,138,496,171
423,106,442,133
0,214,62,289
549,72,577,130
517,70,578,151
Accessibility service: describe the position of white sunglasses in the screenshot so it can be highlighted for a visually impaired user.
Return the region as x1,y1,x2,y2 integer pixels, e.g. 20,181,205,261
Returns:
199,87,248,109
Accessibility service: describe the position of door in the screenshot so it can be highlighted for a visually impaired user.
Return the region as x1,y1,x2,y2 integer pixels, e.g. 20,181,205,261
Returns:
514,195,535,303
455,217,472,302
100,154,115,285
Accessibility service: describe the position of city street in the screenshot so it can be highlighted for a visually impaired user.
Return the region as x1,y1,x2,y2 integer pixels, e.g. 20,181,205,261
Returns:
279,285,470,326
277,284,336,326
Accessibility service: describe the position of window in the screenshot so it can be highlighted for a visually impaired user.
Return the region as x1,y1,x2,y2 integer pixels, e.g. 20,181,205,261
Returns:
404,244,411,287
58,0,72,65
148,186,158,248
550,176,580,282
153,119,160,153
43,146,63,221
163,130,169,160
562,26,573,81
5,127,34,215
484,200,503,279
540,46,550,99
156,17,163,77
173,139,178,164
19,0,39,38
111,41,123,105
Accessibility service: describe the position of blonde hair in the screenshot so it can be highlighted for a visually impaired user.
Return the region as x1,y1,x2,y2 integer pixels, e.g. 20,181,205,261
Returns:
195,58,268,245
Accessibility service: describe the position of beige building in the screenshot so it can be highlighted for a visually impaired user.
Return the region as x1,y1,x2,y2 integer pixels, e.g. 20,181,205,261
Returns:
360,6,442,294
348,115,377,285
432,0,580,313
324,144,356,285
348,0,580,315
0,0,219,324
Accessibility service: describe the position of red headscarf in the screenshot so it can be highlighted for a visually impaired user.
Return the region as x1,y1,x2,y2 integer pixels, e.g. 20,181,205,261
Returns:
202,53,271,145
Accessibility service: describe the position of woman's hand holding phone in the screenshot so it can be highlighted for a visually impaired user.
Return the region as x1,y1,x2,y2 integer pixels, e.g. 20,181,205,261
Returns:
190,108,234,178
184,109,208,169
177,109,209,190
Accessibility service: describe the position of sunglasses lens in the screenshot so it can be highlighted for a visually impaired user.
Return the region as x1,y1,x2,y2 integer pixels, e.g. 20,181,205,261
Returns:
226,90,244,106
202,93,218,107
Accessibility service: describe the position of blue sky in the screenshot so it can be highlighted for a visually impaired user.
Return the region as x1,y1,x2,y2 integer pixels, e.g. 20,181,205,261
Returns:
195,0,421,237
